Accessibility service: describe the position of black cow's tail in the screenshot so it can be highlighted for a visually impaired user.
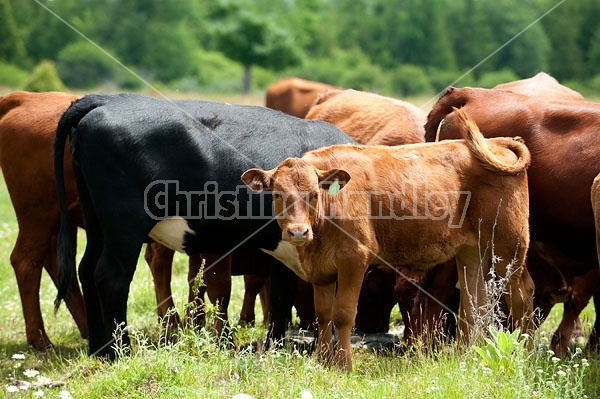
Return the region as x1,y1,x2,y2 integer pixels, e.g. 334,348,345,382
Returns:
53,95,108,312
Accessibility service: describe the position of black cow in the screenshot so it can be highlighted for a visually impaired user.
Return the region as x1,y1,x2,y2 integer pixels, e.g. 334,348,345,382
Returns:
54,93,356,358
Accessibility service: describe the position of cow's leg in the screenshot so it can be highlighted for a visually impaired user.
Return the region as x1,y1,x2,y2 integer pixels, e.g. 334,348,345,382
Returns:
496,243,535,333
295,279,316,332
313,281,336,364
93,240,143,359
10,229,54,350
239,274,266,326
552,268,600,356
266,259,297,346
258,276,272,325
420,261,460,342
45,232,88,339
77,221,108,357
455,246,489,343
331,263,366,371
202,253,232,337
395,272,420,342
144,243,180,331
588,290,600,352
185,253,232,336
186,254,206,328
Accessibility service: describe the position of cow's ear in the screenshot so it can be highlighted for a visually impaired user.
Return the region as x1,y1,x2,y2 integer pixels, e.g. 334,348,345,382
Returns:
317,169,351,193
241,168,273,191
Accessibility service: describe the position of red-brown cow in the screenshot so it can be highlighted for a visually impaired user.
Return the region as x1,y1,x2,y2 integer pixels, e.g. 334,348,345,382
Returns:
305,88,426,145
265,77,339,118
425,86,600,356
0,91,87,350
242,108,534,370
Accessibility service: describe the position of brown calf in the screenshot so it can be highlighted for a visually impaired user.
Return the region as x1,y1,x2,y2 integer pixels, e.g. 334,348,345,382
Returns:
305,87,456,340
265,77,339,118
242,108,534,370
425,86,600,356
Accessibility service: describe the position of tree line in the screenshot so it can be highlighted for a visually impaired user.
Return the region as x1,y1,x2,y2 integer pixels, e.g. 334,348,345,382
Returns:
2,0,599,97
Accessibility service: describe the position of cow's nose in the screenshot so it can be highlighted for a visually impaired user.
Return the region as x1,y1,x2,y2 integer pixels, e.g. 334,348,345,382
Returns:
288,226,309,241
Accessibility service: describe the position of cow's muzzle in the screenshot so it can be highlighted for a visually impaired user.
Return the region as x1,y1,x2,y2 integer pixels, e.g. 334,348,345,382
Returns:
284,223,312,245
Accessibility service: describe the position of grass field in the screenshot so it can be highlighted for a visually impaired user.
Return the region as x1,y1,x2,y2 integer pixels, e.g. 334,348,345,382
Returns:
1,91,600,398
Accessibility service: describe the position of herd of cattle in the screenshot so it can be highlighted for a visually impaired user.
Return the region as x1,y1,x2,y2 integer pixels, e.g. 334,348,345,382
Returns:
0,72,599,371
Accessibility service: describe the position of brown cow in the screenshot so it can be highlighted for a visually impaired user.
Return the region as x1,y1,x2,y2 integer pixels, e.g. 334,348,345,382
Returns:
242,108,534,370
265,77,339,118
425,86,600,356
0,91,87,350
421,74,587,344
306,88,426,145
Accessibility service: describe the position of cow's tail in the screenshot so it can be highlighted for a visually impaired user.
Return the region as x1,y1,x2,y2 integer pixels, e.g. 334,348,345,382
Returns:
53,95,107,312
424,87,468,142
453,107,531,176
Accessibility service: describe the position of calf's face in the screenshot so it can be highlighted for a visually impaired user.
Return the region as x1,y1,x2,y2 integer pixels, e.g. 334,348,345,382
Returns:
242,158,350,246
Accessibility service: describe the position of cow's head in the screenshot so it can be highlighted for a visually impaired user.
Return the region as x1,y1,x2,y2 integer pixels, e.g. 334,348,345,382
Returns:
242,158,350,246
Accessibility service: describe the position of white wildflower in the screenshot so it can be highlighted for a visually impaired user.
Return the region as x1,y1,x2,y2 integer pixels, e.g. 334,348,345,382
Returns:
24,369,40,378
556,370,567,377
59,390,73,399
34,389,45,397
36,376,52,386
11,353,26,360
299,390,313,399
6,385,19,393
546,349,555,356
551,357,560,363
232,394,254,399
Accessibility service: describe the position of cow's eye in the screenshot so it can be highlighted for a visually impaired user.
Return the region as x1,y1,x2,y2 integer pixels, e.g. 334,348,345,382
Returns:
272,193,281,200
311,192,318,200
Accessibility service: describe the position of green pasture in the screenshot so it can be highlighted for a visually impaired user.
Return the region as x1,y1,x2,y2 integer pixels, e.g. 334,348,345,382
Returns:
0,93,599,399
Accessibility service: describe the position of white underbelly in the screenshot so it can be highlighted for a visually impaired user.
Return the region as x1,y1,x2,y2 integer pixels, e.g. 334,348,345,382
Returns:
261,240,307,281
148,216,195,253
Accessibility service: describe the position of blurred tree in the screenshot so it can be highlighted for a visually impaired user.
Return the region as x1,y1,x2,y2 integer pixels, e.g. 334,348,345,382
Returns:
0,0,27,67
213,8,302,93
481,1,550,77
56,41,118,88
23,60,66,92
535,0,583,80
447,0,496,80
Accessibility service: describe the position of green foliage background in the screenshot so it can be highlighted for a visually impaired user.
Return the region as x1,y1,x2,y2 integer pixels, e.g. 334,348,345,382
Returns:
1,0,599,95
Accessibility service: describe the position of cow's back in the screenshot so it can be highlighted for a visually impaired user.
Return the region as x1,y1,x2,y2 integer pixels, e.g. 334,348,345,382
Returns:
494,72,584,101
306,89,426,145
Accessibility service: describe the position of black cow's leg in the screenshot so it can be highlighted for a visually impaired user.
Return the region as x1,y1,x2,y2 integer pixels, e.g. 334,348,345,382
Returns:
77,217,106,357
94,239,144,359
266,258,297,346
